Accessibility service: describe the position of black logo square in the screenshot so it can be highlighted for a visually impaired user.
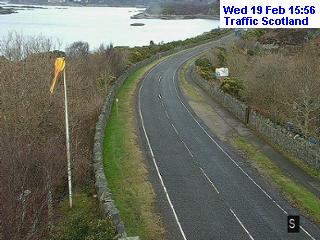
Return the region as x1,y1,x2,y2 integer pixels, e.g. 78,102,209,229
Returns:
288,215,300,233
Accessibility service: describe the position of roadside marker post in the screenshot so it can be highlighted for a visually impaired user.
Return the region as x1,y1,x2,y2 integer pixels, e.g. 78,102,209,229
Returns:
116,98,119,117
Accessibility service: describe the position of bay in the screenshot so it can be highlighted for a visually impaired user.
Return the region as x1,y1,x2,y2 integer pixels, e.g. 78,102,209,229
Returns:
0,4,220,49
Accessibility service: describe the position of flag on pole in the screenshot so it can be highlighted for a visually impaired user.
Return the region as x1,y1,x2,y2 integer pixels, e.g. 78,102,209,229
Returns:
50,57,66,94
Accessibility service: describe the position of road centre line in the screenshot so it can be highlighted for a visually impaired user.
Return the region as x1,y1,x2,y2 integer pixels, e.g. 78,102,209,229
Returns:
199,167,220,194
171,123,179,135
181,140,194,158
164,110,170,119
158,93,195,159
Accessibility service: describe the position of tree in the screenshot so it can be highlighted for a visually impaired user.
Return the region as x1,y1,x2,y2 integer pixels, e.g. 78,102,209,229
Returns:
65,41,89,58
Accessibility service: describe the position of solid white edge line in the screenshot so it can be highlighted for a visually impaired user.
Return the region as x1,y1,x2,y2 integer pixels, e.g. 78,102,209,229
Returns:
172,62,317,240
229,208,255,240
199,167,219,194
300,226,316,240
139,69,188,240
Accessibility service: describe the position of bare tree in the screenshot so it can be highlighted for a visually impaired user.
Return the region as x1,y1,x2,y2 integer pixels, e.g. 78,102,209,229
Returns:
65,41,89,59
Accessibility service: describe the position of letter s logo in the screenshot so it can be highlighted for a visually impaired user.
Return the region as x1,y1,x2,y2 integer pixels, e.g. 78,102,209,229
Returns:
288,216,300,233
289,218,295,229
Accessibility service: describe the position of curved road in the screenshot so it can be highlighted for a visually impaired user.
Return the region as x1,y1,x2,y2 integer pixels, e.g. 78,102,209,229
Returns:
137,35,320,240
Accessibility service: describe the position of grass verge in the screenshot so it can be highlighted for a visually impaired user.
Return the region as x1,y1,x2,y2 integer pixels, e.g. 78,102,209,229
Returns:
50,191,115,240
179,57,203,102
103,59,166,239
233,136,320,225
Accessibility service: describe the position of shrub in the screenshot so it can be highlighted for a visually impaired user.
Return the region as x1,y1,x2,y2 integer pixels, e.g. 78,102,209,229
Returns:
216,47,227,67
195,57,216,81
195,57,212,68
50,194,115,240
220,77,244,98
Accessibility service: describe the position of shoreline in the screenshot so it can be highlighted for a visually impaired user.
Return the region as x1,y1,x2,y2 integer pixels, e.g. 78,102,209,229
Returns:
0,6,16,14
131,12,219,20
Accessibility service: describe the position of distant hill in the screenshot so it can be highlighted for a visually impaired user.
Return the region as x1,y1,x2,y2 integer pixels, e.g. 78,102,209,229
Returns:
256,29,320,46
131,1,219,19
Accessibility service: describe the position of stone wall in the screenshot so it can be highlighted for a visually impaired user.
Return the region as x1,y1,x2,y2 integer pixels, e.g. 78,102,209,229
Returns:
93,56,157,239
190,65,320,170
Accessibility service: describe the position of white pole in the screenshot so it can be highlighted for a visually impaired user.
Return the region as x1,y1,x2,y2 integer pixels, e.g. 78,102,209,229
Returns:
63,69,72,208
116,98,119,117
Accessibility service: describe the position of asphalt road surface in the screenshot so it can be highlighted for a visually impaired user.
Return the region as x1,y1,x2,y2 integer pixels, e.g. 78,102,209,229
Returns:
137,34,320,240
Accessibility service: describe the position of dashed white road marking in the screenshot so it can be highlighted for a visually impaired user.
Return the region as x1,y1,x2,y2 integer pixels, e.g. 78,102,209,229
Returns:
139,68,188,240
158,94,162,99
164,110,170,119
171,62,317,240
181,140,194,158
161,99,194,159
229,208,255,240
199,167,219,194
171,123,179,135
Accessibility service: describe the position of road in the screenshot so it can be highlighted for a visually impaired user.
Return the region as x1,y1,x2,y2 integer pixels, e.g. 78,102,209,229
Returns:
137,34,320,240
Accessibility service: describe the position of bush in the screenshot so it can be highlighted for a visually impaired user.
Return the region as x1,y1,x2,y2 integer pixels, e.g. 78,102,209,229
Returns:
216,47,227,67
241,29,267,40
50,194,115,240
195,57,212,68
58,218,115,240
220,77,244,98
195,57,216,81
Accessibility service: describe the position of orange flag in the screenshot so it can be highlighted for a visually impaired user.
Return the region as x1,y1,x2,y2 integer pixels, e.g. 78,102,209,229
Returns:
50,57,66,94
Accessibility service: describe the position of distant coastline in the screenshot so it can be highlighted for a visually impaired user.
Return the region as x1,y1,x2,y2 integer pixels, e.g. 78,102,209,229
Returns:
131,11,219,20
0,4,49,15
0,6,17,14
131,3,219,20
